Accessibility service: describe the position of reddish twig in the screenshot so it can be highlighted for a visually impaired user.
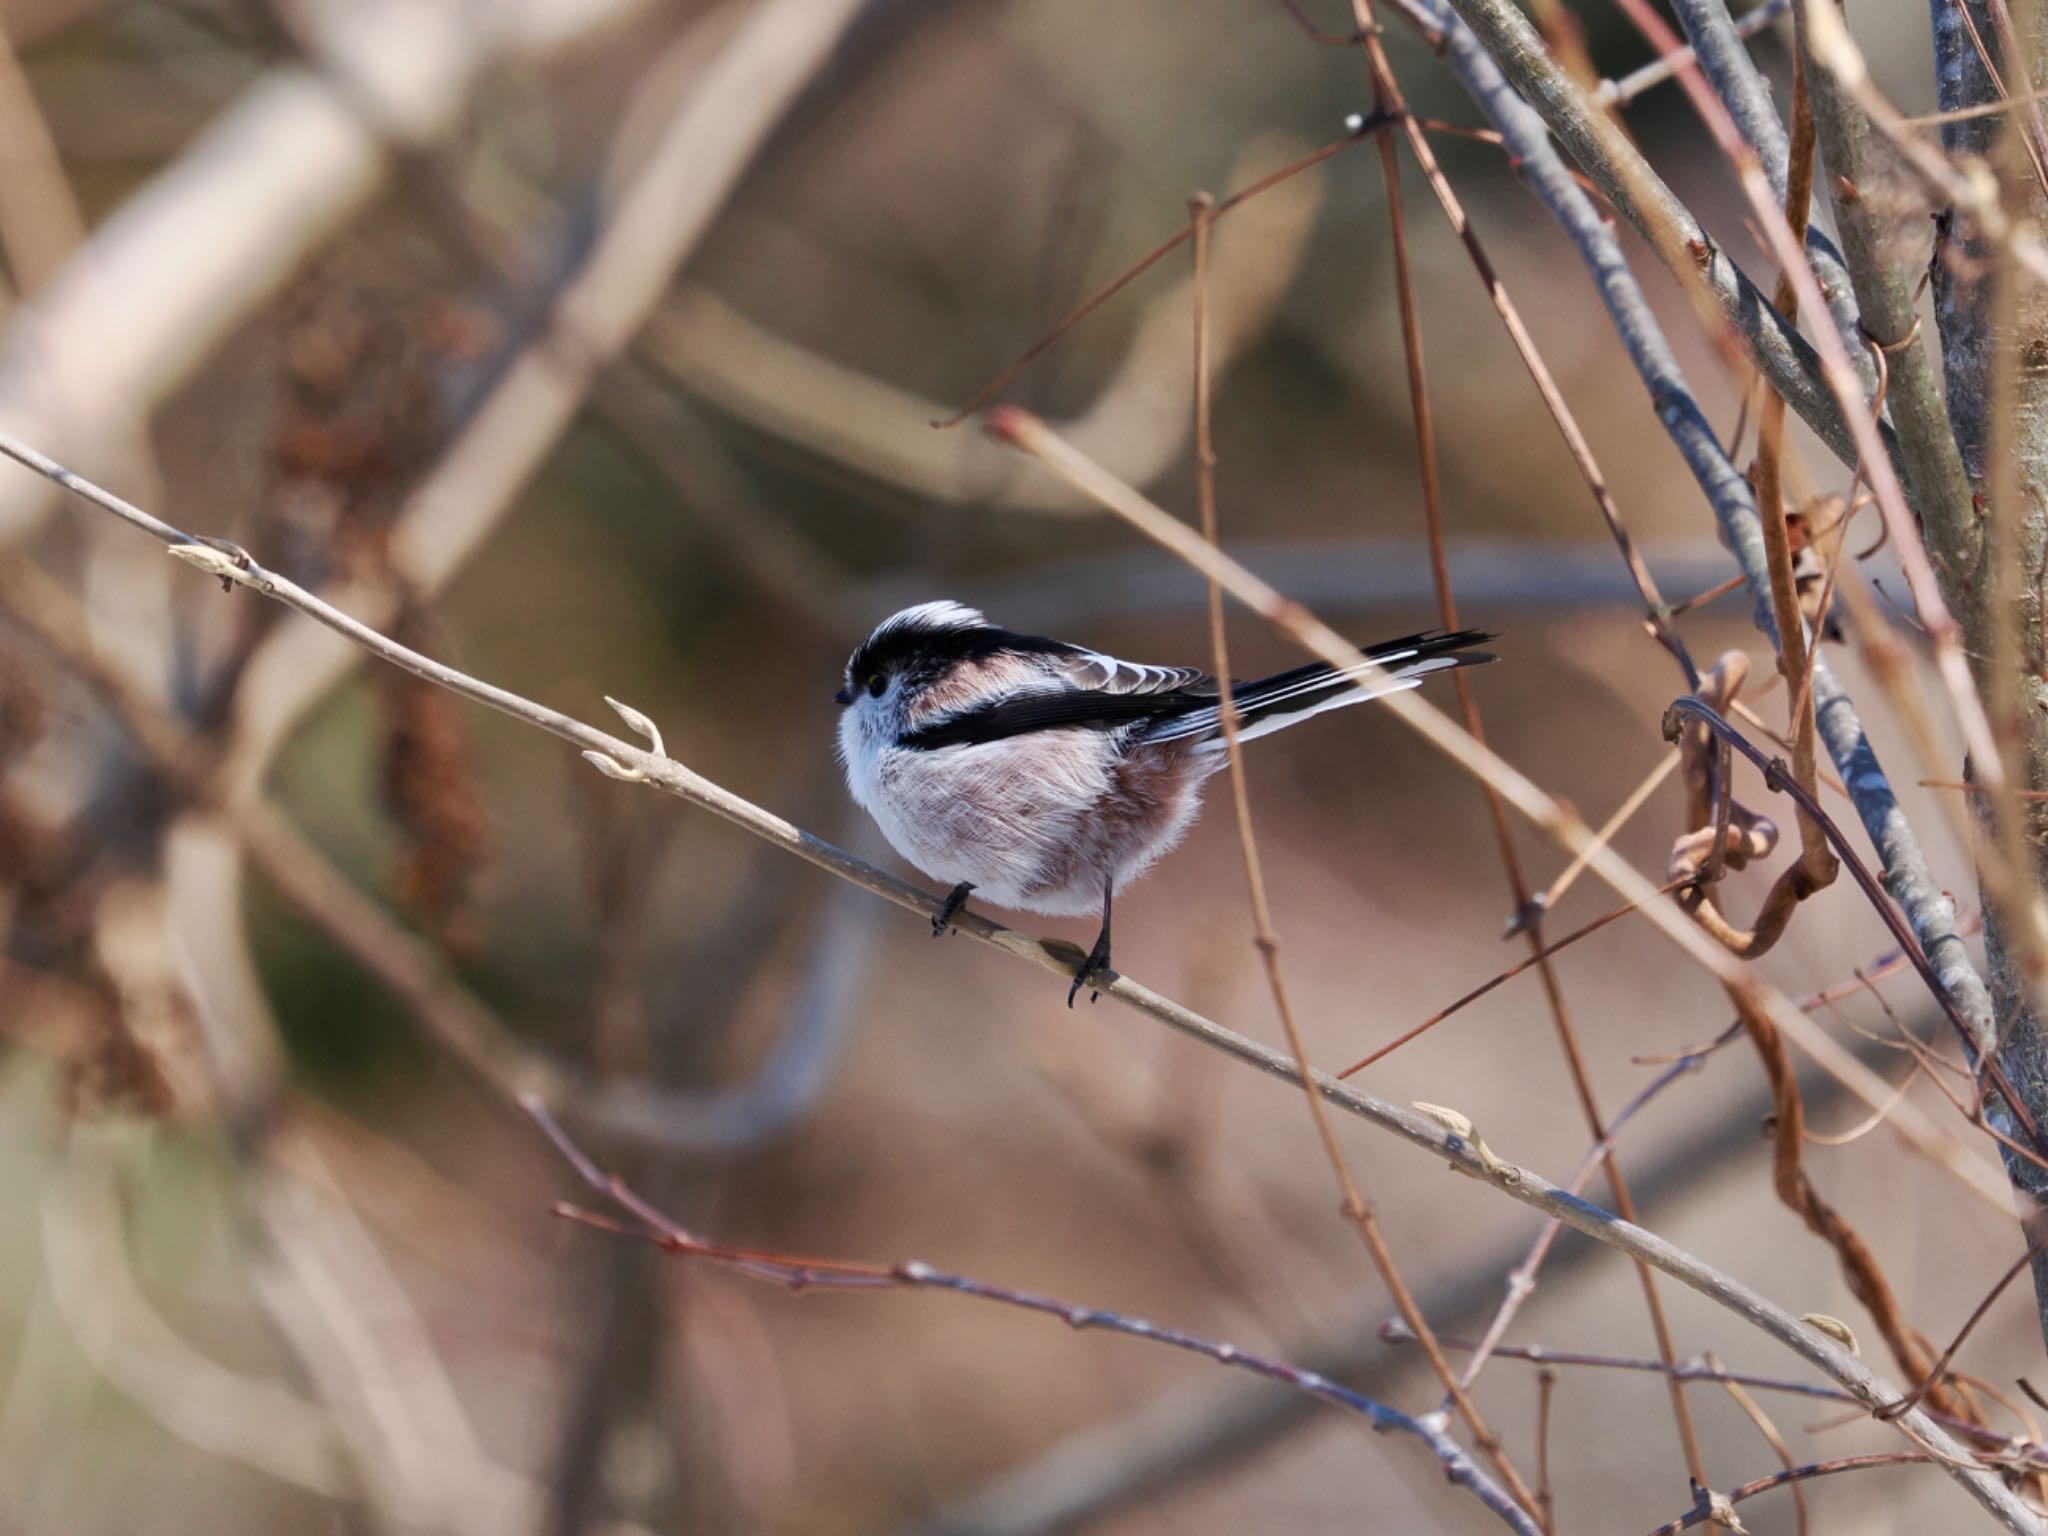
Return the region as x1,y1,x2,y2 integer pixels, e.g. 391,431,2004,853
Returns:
932,116,1393,428
521,1095,1543,1534
1643,1454,1932,1535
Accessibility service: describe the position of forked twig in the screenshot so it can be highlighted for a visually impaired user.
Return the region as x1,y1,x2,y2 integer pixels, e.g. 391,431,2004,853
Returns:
521,1097,1542,1534
1188,191,1537,1516
5,430,2038,1531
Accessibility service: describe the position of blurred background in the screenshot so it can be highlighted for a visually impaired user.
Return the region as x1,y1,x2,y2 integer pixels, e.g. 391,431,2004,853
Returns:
0,0,2032,1532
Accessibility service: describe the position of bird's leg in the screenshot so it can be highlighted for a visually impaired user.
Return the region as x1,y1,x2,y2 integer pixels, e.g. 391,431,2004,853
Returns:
1068,874,1115,1007
932,881,975,937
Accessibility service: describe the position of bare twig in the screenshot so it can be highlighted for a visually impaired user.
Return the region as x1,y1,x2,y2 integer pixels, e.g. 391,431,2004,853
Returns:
0,0,659,548
1189,191,1537,1516
989,408,2016,1212
1644,1454,1933,1535
1593,0,1789,108
10,433,2039,1530
1415,0,2006,1098
526,1099,1544,1536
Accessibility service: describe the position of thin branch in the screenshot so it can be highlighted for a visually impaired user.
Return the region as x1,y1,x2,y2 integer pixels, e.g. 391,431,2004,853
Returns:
1338,878,1689,1078
525,1100,1544,1536
987,408,2017,1214
1644,1454,1933,1535
1593,0,1790,108
1415,0,2007,1085
1879,1233,2048,1421
1539,751,1684,911
1189,191,1537,1516
9,433,2039,1531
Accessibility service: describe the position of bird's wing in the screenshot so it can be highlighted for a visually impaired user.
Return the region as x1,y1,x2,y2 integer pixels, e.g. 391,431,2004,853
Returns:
1057,648,1216,698
896,631,1493,751
894,646,1220,750
895,683,1200,750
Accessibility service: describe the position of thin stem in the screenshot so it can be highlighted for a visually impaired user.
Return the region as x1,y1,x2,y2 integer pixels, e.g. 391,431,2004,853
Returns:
525,1102,1545,1533
988,408,2019,1214
1644,1454,1932,1535
1338,878,1689,1078
934,117,1393,428
1189,191,1536,1515
10,429,2039,1532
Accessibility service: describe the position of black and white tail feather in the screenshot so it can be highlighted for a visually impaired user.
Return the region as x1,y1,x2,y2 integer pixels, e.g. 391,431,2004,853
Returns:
833,601,1497,1004
1133,629,1495,747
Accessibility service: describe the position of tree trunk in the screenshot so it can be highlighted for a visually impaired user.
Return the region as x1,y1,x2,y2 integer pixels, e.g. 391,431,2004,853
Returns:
1928,0,2048,1345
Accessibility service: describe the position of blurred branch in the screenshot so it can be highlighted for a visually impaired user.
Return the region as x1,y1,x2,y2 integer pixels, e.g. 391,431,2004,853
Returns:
43,1124,665,1534
8,431,2037,1526
42,1131,352,1500
0,0,658,546
240,797,860,1153
590,365,869,637
214,0,872,803
637,132,1322,513
527,1100,1545,1536
0,11,86,292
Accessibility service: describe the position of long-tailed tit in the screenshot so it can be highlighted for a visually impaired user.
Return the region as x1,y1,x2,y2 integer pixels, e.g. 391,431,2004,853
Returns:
835,601,1496,1004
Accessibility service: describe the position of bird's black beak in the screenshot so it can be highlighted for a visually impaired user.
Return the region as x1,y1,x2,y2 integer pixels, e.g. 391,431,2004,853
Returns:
833,687,852,706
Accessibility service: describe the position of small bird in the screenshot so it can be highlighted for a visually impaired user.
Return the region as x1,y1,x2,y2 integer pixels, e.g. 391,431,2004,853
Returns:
835,601,1496,1005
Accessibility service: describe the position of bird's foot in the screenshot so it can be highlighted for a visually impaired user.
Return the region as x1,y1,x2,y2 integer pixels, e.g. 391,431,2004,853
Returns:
1067,933,1114,1008
932,882,975,937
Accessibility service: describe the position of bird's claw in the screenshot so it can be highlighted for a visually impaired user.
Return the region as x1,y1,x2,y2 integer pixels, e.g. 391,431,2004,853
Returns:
1067,939,1114,1008
932,882,974,938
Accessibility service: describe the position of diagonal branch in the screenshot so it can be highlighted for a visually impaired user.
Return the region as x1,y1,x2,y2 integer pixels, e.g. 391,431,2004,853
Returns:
527,1100,1543,1535
1411,0,2008,1117
5,431,2040,1531
1384,0,1888,473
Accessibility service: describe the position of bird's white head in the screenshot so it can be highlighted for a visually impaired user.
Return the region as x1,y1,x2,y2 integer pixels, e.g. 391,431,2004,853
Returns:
833,601,990,772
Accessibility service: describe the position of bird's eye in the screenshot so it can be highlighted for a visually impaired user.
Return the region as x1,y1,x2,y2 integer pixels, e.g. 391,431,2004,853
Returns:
866,673,887,698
